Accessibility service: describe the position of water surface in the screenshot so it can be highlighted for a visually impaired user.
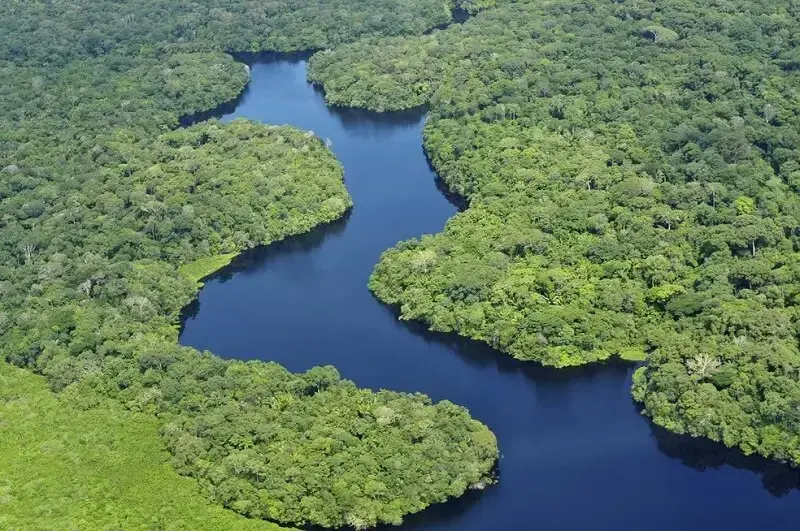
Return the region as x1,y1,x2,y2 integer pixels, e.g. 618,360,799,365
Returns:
181,57,800,531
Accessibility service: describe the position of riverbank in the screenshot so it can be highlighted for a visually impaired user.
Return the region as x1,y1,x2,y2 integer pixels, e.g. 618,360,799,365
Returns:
181,56,800,531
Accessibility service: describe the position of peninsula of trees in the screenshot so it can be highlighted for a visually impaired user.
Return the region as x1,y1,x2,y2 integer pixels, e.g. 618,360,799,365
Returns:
0,0,497,528
309,0,800,465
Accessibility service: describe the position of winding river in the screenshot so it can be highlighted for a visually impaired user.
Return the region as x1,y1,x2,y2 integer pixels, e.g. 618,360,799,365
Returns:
180,56,800,530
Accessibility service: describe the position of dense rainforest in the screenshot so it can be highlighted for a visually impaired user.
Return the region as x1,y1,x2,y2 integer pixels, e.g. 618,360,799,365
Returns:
0,0,498,529
309,0,800,465
7,0,800,525
0,360,286,530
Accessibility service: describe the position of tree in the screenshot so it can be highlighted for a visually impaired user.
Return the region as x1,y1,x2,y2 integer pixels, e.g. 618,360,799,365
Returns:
685,353,721,381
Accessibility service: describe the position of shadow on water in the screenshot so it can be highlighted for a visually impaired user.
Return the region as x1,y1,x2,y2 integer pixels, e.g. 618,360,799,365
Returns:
383,298,800,504
211,212,350,283
179,213,351,329
430,164,468,212
651,424,800,498
181,55,428,135
235,51,430,135
180,51,316,126
381,299,633,383
375,489,488,531
312,88,428,132
231,50,316,65
179,51,800,530
179,90,248,126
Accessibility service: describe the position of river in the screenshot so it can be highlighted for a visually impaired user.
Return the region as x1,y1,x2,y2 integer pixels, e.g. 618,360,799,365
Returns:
180,56,800,530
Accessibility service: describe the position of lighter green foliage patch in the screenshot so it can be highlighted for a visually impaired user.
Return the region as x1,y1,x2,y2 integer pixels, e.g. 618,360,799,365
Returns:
0,362,288,531
179,253,238,284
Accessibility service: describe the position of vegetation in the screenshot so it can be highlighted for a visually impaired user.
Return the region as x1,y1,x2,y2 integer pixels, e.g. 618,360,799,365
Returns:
0,0,497,528
180,253,239,284
0,361,288,531
1,0,457,66
308,0,800,465
163,363,496,528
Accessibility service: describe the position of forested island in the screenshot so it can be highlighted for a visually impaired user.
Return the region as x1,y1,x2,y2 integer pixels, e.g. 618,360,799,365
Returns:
0,0,497,529
309,0,800,466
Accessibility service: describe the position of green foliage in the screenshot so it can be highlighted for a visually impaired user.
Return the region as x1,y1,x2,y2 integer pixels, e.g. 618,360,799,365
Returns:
0,0,498,528
311,0,800,465
642,25,680,44
1,0,456,67
161,361,496,528
0,361,289,531
309,36,447,111
180,253,238,284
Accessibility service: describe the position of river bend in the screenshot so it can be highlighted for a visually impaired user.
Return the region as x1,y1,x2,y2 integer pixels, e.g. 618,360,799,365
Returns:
180,57,800,531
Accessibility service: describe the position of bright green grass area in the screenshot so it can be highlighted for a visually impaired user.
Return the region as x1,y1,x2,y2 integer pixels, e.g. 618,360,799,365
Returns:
0,362,290,531
179,253,238,284
618,348,647,362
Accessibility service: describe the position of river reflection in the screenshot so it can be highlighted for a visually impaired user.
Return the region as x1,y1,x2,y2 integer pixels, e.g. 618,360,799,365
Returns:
180,57,800,531
652,425,800,498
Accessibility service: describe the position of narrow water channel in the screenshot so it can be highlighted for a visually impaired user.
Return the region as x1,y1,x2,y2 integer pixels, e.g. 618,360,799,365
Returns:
180,57,800,531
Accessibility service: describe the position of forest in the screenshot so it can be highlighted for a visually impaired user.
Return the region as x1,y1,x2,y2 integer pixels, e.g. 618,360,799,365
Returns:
0,359,286,530
6,0,800,526
309,0,800,465
0,0,497,529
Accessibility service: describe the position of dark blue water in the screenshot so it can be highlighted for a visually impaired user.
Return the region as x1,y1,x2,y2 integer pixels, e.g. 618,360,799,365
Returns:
180,57,800,530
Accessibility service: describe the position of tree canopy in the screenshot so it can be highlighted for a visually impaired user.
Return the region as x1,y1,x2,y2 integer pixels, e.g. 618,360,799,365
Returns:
1,0,456,66
309,0,800,465
0,360,289,531
0,0,497,528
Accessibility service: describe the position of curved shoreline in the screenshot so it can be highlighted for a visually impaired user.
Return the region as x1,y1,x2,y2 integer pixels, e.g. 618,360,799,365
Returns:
172,51,499,529
181,56,800,531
